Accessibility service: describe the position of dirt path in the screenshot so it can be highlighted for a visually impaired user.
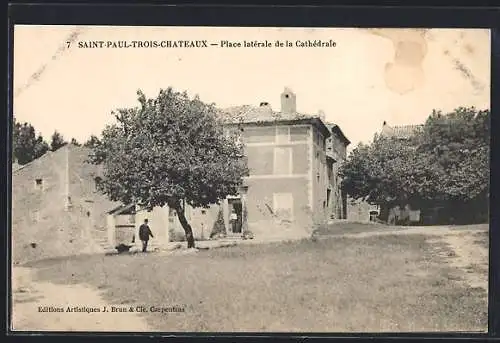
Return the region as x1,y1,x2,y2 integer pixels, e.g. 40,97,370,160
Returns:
339,226,489,291
438,232,488,291
11,267,151,332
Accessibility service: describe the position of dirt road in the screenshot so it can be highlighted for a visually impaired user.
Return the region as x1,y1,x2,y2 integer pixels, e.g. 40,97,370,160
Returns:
339,226,489,291
11,267,151,332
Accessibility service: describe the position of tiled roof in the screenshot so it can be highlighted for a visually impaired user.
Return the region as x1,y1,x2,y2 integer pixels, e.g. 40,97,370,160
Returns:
218,105,314,124
381,123,423,139
325,122,351,145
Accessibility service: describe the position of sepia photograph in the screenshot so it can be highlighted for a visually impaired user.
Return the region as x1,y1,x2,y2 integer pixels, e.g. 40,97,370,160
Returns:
10,25,490,332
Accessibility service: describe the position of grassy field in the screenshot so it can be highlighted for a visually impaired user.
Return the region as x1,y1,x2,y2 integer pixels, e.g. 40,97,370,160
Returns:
25,230,488,332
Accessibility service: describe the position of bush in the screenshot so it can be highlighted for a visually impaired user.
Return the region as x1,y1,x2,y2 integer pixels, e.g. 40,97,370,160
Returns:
210,209,226,238
242,230,254,240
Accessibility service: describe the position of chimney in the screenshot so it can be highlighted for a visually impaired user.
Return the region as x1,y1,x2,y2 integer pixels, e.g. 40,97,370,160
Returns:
259,101,272,114
260,101,271,109
281,87,296,115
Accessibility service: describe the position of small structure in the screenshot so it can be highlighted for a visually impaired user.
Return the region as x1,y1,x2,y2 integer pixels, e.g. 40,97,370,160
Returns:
106,204,170,250
387,204,421,225
346,197,380,222
106,204,136,247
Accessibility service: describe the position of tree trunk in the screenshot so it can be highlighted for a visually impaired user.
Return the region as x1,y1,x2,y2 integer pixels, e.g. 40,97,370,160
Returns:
173,203,196,248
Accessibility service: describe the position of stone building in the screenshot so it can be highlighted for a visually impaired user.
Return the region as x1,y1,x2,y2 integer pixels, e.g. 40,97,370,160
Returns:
11,144,119,264
167,88,350,240
325,122,350,220
12,89,351,263
11,144,173,264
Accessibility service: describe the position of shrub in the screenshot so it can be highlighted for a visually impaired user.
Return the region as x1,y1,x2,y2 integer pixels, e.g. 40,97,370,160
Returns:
210,208,226,238
242,230,254,240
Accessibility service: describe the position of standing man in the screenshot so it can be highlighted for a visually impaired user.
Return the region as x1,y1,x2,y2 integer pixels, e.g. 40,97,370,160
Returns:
139,218,154,252
230,208,238,233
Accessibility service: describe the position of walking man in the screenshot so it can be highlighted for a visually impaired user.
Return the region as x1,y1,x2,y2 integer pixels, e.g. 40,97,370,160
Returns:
139,219,154,252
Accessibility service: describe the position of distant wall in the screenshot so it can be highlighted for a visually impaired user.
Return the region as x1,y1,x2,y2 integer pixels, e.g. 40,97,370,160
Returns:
346,198,379,222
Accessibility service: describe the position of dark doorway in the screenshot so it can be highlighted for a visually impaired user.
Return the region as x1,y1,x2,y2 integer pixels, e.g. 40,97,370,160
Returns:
229,199,243,233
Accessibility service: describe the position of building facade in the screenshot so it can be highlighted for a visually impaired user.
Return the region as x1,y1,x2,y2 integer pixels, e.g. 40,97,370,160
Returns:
167,88,350,240
325,123,350,220
11,144,172,264
12,89,351,264
11,145,120,264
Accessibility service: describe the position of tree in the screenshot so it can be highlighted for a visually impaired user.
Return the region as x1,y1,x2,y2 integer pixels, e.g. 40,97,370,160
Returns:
88,88,249,248
12,116,50,165
50,131,67,151
70,138,81,146
83,135,101,149
340,107,490,224
415,107,490,203
340,134,422,208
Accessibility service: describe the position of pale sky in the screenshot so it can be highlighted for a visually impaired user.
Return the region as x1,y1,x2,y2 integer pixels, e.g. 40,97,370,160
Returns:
13,26,490,151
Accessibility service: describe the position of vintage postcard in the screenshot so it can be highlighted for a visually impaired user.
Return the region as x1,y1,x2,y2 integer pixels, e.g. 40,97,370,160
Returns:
11,25,490,332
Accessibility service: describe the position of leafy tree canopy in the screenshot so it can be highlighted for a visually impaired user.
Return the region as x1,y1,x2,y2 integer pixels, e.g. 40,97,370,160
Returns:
50,131,67,151
83,135,101,149
12,116,50,165
88,87,249,247
340,107,490,211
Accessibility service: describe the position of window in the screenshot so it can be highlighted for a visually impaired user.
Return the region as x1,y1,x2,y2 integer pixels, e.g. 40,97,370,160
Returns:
247,146,274,175
34,178,43,190
243,127,275,143
273,193,294,220
276,127,290,144
316,151,321,172
273,147,292,175
290,126,309,141
94,177,102,192
168,207,177,223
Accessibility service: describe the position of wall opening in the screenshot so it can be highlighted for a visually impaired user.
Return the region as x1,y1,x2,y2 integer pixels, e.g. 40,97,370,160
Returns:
34,178,43,190
94,176,102,191
273,193,294,222
369,210,379,222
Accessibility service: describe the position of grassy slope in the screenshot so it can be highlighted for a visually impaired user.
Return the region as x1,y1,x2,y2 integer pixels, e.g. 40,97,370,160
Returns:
28,234,487,332
314,222,489,236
